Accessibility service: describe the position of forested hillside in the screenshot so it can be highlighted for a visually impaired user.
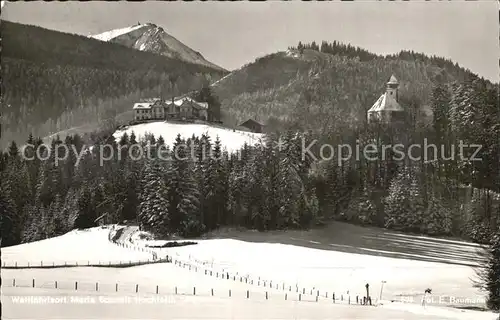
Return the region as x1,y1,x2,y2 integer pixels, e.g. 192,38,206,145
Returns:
0,21,226,149
213,40,481,130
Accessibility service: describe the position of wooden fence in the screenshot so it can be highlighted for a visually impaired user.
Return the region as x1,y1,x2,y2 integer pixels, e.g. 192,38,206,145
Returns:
3,277,372,305
111,227,371,305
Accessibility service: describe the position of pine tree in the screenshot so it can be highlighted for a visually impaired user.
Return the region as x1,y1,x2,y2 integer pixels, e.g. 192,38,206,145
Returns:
8,141,19,158
119,132,129,146
346,187,377,225
138,160,169,235
129,131,138,145
476,229,500,310
168,134,204,236
0,176,20,247
74,187,96,229
385,168,415,231
462,190,494,244
424,194,452,236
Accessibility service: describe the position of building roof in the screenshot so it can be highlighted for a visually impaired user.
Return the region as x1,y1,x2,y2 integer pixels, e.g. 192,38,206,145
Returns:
387,75,398,85
239,118,264,127
367,92,404,113
166,96,208,109
133,102,153,110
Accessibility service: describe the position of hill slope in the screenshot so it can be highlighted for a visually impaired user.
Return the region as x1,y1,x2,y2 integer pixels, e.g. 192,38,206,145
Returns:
212,44,486,130
90,22,225,72
0,21,226,148
113,122,263,154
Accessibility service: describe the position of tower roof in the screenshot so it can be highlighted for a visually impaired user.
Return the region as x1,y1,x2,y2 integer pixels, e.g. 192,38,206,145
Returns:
367,92,404,113
387,75,398,85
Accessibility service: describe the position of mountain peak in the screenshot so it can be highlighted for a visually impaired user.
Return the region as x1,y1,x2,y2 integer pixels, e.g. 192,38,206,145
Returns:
89,23,225,71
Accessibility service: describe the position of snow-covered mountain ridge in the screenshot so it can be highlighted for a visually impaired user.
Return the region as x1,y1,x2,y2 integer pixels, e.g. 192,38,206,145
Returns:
89,23,225,71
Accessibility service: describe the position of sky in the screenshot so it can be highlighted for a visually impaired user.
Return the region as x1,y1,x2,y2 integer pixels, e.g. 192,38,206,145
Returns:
2,1,498,82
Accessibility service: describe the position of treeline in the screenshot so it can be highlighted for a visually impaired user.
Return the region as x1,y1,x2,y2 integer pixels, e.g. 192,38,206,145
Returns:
0,21,225,148
0,130,319,247
290,40,378,62
290,40,474,79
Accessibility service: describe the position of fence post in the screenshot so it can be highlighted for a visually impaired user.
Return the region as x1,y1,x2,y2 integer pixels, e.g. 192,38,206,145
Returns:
303,288,305,294
341,294,343,301
193,287,196,295
32,279,35,288
41,261,43,267
246,290,249,299
96,283,99,291
116,283,118,292
266,292,268,300
156,285,159,294
348,296,350,304
175,287,177,295
13,279,15,287
299,294,302,301
333,293,335,303
75,281,78,290
211,288,214,296
229,289,231,297
55,281,57,289
356,296,358,304
285,293,287,300
136,284,138,293
15,262,17,267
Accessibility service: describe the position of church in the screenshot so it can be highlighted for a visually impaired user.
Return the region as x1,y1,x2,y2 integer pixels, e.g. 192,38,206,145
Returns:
367,75,405,124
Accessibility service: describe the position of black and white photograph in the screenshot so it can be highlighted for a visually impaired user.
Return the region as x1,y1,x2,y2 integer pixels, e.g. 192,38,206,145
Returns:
0,1,499,319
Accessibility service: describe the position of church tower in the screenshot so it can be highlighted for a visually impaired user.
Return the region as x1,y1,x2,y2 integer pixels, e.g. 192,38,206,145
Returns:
386,75,399,101
367,75,404,124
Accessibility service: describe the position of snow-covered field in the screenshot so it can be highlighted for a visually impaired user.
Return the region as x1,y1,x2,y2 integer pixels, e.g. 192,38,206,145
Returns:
134,237,486,308
3,225,498,320
1,227,152,266
7,286,492,320
113,122,263,154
